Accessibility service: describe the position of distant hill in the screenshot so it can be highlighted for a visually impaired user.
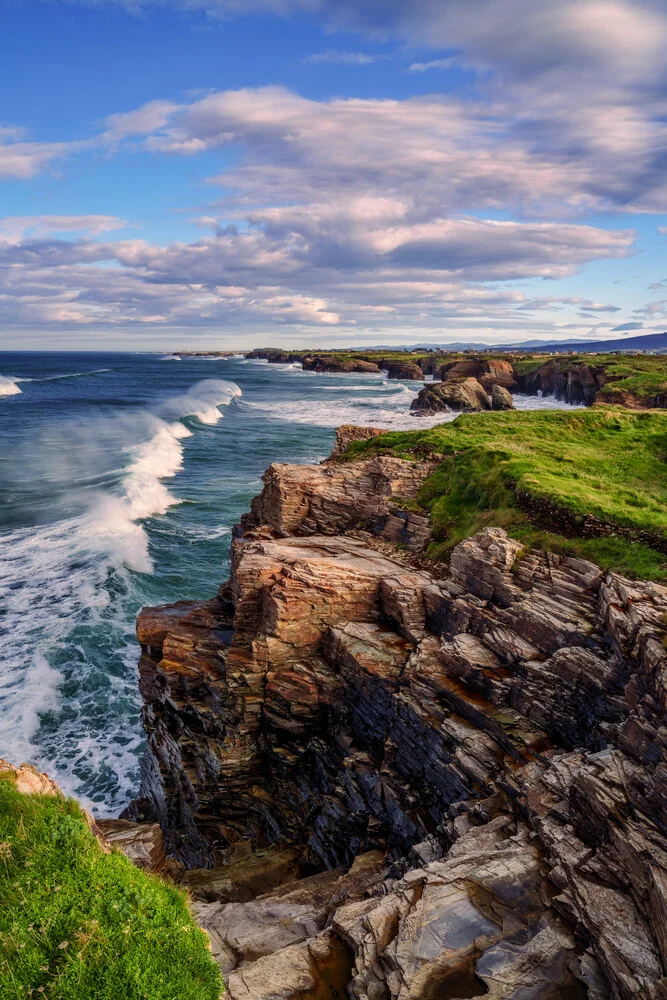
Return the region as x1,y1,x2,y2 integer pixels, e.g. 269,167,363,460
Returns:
490,331,667,354
359,331,667,354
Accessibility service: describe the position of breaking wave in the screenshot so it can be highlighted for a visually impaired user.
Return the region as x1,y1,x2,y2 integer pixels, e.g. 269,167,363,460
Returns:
0,377,241,812
0,375,22,397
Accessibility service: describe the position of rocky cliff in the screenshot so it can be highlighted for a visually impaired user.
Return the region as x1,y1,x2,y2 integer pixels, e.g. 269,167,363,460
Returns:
131,437,667,1000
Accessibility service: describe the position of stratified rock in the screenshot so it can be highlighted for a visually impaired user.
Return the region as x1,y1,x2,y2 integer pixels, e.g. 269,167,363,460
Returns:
330,425,386,457
97,819,167,872
131,436,667,1000
249,456,433,552
180,846,304,903
491,384,514,409
385,362,424,380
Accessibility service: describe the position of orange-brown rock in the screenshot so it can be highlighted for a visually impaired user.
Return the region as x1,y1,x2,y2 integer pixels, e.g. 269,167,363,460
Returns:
249,455,433,552
129,451,667,999
330,424,386,457
440,357,516,390
385,361,424,380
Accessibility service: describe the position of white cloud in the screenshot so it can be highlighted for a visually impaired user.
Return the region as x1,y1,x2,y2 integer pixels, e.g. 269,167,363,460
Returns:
2,0,664,342
302,50,376,65
0,215,125,242
408,59,456,72
103,100,181,140
0,137,74,179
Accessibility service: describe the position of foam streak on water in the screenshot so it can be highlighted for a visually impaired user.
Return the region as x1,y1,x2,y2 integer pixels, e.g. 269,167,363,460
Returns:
0,376,241,813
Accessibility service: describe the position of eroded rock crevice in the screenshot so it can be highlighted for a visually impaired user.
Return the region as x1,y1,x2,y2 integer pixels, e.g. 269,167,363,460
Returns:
130,452,667,1000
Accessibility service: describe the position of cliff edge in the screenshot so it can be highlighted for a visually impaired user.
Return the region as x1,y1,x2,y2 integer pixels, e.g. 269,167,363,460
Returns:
131,428,667,1000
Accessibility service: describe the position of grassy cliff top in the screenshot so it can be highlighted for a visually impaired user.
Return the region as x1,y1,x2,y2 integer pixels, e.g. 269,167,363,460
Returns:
346,408,667,580
249,348,667,400
0,774,223,1000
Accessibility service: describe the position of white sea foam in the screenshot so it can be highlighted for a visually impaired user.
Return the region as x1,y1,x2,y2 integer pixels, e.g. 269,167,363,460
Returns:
241,379,586,431
156,378,242,425
22,368,112,383
0,376,241,811
160,354,181,360
0,375,22,397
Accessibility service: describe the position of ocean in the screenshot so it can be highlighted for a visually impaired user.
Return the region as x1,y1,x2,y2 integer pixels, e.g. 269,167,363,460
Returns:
0,351,581,815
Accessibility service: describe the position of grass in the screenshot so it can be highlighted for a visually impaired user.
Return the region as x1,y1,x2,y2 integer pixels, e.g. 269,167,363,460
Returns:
345,408,667,580
0,774,223,1000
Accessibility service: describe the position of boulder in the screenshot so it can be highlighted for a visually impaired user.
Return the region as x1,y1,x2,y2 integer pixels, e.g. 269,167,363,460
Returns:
439,376,491,411
410,377,493,415
409,383,451,415
491,384,514,410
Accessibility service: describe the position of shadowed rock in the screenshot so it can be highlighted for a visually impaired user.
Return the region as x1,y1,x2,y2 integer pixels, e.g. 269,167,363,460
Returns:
491,384,514,410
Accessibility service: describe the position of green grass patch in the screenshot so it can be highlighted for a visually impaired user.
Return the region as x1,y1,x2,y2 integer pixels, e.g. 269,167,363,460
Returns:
345,408,667,580
0,775,223,1000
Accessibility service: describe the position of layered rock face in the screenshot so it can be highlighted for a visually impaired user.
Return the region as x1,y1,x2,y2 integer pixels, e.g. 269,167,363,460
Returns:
385,362,424,381
133,451,667,999
517,360,602,405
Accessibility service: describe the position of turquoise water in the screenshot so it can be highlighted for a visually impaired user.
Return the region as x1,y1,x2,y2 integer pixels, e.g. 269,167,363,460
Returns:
0,352,580,815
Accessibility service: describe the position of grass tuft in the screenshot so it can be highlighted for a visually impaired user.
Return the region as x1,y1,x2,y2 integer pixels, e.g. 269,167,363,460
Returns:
0,774,223,1000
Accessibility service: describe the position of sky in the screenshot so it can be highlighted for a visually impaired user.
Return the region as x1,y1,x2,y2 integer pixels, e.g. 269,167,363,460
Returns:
2,0,667,349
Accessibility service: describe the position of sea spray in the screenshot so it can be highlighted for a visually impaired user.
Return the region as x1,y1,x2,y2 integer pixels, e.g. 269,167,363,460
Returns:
0,376,241,812
0,375,22,397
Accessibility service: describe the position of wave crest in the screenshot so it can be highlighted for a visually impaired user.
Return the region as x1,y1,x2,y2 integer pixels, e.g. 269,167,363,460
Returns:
0,375,22,397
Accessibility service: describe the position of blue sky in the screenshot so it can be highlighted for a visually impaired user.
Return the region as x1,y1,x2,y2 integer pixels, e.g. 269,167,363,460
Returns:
2,0,667,348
